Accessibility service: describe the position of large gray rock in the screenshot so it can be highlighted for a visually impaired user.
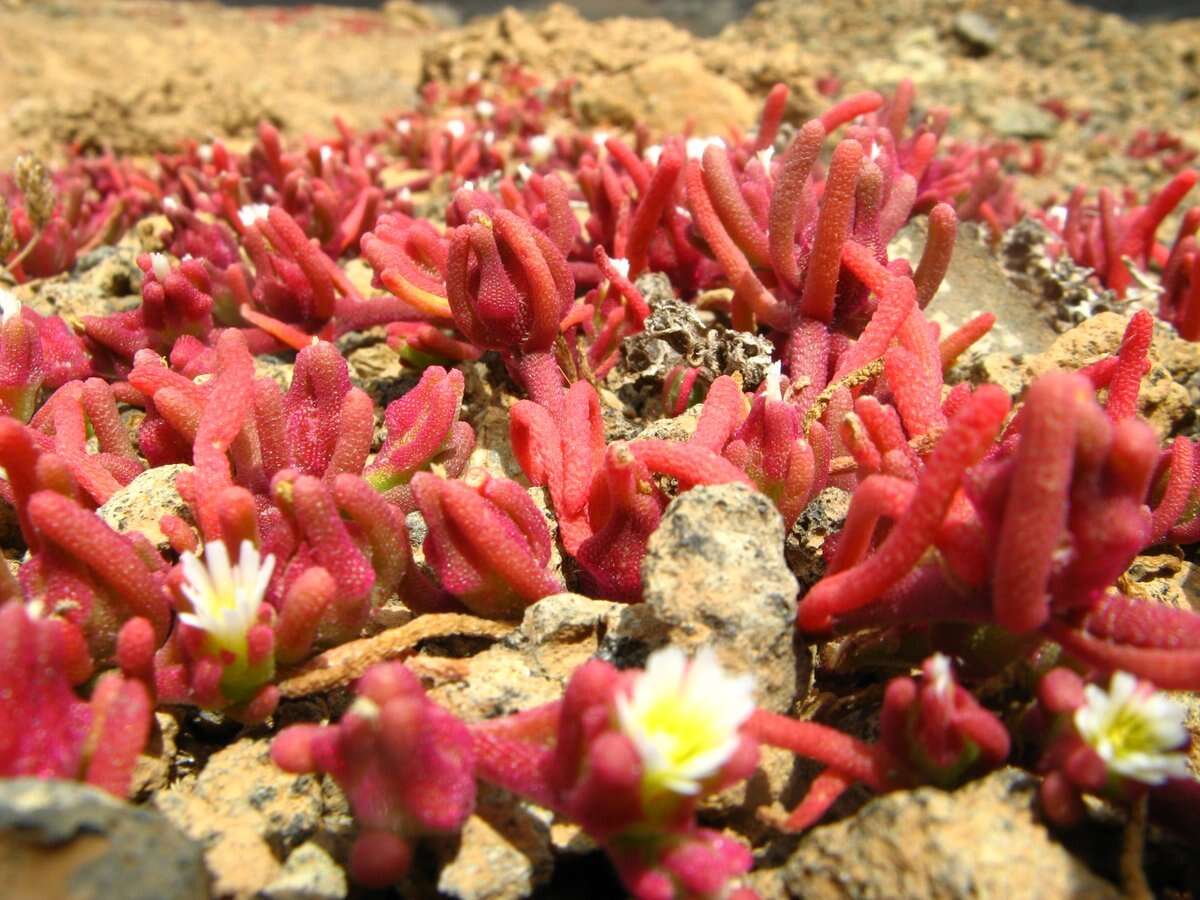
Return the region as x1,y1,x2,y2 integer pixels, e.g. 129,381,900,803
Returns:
0,778,208,900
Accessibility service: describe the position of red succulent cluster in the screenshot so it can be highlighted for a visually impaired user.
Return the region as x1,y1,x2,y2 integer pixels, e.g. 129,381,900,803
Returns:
2,61,1200,900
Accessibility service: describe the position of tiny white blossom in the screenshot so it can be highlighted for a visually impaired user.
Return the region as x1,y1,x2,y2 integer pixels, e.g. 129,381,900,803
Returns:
149,253,171,282
644,144,663,166
319,145,333,164
163,196,180,212
399,187,413,203
1075,671,1192,785
482,130,496,146
685,136,726,161
0,289,22,324
763,360,783,402
197,144,214,164
238,203,270,228
1046,205,1069,229
475,99,496,119
516,163,534,183
178,540,275,652
756,146,775,168
616,646,755,802
467,70,482,84
446,119,467,139
528,134,554,163
592,131,610,148
869,141,884,163
928,653,954,698
609,257,631,280
395,119,412,135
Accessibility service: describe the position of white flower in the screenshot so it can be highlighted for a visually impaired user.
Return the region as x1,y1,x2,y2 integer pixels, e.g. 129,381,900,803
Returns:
1046,205,1069,229
609,257,631,280
319,145,333,164
445,119,467,139
1074,671,1192,785
756,146,775,168
475,99,496,119
238,203,270,228
528,134,554,163
178,540,275,651
763,360,783,402
163,196,180,212
927,653,953,698
644,144,663,166
197,144,214,164
616,646,756,802
149,252,171,282
685,136,726,161
592,130,610,148
516,163,534,183
482,130,496,146
395,119,412,135
0,289,22,324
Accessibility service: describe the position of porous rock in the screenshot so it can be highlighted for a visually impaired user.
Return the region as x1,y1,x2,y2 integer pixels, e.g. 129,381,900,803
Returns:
156,737,326,899
782,768,1120,899
261,841,348,900
615,275,773,415
434,785,554,900
786,486,851,592
428,593,623,722
616,483,799,713
0,777,207,900
98,462,194,552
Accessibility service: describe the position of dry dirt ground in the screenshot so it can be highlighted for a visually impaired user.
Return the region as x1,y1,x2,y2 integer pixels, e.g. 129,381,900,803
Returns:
2,0,1198,206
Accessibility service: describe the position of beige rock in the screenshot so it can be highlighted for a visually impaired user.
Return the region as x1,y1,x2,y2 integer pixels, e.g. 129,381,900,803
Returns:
435,785,554,900
782,768,1120,899
574,51,758,134
156,737,327,900
262,841,348,900
786,487,850,592
97,463,193,552
428,593,623,722
629,483,800,713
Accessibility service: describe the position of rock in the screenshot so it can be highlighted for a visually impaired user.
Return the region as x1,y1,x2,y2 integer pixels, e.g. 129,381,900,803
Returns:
428,593,624,722
990,101,1060,139
1000,218,1115,332
98,463,193,552
614,276,774,416
129,710,181,797
893,221,1057,372
346,341,415,409
574,51,757,134
0,778,207,900
434,785,554,900
156,737,326,899
952,12,999,55
786,487,851,591
420,4,694,92
622,483,800,713
1027,312,1193,437
262,841,348,900
782,768,1120,899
